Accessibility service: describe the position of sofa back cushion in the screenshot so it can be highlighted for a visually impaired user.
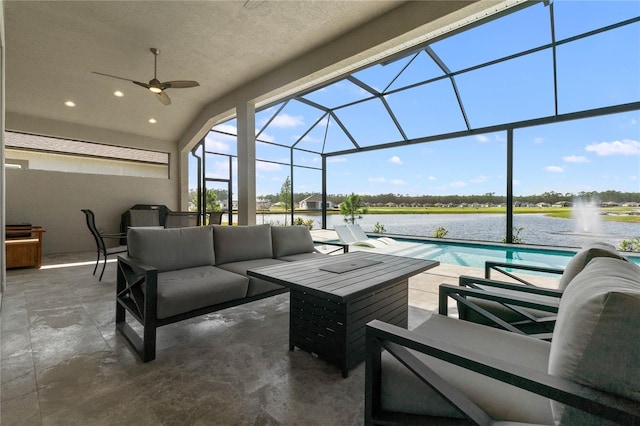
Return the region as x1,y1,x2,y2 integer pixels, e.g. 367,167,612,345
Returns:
558,241,625,290
548,257,640,424
213,224,273,265
127,226,215,272
271,225,315,259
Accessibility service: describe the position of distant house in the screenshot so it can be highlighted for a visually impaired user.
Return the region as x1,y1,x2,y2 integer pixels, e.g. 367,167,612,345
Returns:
298,194,333,210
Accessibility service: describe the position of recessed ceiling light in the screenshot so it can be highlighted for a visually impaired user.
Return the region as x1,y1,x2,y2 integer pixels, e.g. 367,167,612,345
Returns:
64,101,76,107
148,118,157,124
114,91,124,97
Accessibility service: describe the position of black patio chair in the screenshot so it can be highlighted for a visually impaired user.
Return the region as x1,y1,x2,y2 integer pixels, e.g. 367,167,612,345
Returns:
82,209,127,281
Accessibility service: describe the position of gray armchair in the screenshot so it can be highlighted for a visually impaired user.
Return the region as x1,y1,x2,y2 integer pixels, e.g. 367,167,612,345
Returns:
453,241,628,334
365,256,640,425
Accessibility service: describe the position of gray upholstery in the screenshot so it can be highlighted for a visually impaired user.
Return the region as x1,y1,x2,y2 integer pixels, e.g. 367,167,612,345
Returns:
549,257,640,424
462,241,627,326
380,255,640,424
218,258,286,297
557,241,626,290
271,225,315,258
278,252,326,262
129,209,160,227
156,266,249,319
213,224,273,265
127,226,215,272
381,314,553,424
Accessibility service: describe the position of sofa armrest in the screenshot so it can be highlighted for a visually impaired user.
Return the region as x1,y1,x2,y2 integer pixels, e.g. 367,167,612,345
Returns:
365,319,640,425
484,261,564,285
439,283,561,335
116,255,159,362
460,275,564,297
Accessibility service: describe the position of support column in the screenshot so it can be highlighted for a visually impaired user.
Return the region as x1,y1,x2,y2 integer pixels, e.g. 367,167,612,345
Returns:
236,102,256,225
506,129,514,243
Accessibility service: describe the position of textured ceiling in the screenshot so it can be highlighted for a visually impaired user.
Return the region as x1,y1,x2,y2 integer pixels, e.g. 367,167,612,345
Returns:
4,1,405,143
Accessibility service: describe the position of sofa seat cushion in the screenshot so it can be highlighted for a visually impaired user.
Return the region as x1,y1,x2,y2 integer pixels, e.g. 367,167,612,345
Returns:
381,313,553,424
278,252,328,262
549,257,640,424
128,226,215,272
218,258,286,297
558,241,625,290
271,225,316,258
213,224,273,265
154,266,249,320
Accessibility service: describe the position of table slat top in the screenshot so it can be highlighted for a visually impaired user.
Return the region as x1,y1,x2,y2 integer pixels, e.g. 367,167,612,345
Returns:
248,252,439,303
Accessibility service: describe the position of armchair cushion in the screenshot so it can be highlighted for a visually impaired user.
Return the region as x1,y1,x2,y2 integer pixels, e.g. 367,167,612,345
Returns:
271,225,315,258
127,226,215,272
213,224,273,265
549,257,640,424
557,241,625,290
381,313,553,424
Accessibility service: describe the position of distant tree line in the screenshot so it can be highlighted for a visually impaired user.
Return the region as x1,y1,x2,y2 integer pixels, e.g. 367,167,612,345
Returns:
189,189,639,207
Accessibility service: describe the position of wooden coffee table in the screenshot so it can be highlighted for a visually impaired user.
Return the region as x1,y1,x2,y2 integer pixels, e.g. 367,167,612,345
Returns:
248,251,439,377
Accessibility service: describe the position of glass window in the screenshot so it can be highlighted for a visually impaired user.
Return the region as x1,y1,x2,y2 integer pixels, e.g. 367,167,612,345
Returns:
257,99,324,146
557,23,640,114
456,49,555,128
386,50,445,92
301,79,372,109
431,2,551,72
385,78,468,139
553,0,640,40
333,98,403,147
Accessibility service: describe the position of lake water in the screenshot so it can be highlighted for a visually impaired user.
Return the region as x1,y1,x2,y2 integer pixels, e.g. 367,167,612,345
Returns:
251,212,639,249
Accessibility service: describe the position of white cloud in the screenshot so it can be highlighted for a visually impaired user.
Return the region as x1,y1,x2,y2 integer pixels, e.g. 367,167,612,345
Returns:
534,137,544,144
513,179,521,186
428,176,436,181
585,139,640,156
470,175,488,183
327,157,347,163
563,155,590,163
270,114,304,128
449,181,467,188
389,155,403,165
546,166,564,173
205,139,230,153
391,179,406,185
630,175,638,181
256,162,282,172
212,123,237,134
475,135,490,142
369,177,386,183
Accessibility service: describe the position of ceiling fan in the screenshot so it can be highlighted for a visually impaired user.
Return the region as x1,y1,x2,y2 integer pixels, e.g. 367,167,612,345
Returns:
93,48,199,105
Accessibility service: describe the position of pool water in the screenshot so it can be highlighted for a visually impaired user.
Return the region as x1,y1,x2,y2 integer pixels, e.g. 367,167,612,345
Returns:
336,237,640,270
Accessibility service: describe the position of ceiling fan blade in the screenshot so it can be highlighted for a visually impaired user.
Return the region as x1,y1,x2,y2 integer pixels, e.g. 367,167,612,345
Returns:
157,91,171,105
92,71,136,83
132,80,151,89
163,80,200,89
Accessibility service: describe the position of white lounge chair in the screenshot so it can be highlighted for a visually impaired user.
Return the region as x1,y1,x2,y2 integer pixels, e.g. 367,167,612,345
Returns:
347,224,396,245
334,225,387,248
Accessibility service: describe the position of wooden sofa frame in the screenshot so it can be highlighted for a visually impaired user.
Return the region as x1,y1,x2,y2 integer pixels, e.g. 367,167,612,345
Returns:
116,256,288,362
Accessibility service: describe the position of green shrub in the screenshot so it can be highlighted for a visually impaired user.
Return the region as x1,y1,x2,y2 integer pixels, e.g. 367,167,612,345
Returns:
433,226,448,238
619,237,640,252
373,222,386,233
293,217,314,230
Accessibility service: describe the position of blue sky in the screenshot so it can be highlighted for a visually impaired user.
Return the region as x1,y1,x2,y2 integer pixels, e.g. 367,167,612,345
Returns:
193,1,640,198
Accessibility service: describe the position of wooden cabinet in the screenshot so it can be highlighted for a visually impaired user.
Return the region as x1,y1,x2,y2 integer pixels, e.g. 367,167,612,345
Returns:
5,226,45,269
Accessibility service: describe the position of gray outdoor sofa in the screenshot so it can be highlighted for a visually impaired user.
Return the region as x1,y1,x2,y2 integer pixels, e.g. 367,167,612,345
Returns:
116,224,331,362
365,255,640,424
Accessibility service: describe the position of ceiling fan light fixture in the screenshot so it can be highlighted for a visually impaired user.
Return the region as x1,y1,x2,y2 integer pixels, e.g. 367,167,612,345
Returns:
149,86,162,94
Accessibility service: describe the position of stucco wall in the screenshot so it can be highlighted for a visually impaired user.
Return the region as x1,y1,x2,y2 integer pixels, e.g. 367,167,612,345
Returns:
5,168,177,254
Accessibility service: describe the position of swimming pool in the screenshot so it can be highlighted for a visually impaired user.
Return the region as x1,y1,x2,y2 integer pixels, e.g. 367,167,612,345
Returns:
333,236,640,270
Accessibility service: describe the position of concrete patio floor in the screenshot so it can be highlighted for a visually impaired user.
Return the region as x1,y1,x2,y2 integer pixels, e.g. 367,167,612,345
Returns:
2,239,546,425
